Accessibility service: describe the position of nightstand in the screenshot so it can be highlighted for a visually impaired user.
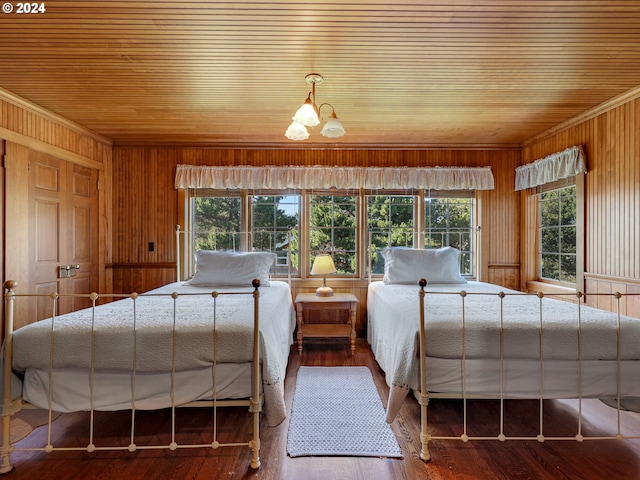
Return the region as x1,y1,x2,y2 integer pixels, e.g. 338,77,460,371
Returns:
294,293,358,355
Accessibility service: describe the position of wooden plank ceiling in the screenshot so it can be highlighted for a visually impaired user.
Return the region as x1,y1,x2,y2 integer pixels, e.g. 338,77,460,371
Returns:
1,1,640,148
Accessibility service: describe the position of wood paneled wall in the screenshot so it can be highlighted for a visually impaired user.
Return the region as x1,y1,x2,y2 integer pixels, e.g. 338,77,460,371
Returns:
0,95,111,168
522,96,640,314
5,87,640,329
111,147,522,331
1,94,112,294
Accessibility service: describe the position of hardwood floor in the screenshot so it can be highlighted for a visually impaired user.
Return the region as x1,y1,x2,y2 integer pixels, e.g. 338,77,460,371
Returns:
5,338,640,479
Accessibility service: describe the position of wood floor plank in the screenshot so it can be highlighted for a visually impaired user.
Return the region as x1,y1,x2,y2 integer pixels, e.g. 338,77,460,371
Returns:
5,338,640,479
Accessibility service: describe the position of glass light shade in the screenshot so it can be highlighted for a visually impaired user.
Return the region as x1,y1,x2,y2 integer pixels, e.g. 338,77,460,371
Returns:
311,254,337,275
321,117,346,138
292,102,320,127
285,121,310,140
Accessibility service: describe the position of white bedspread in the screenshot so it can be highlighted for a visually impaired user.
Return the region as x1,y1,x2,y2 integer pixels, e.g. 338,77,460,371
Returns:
367,281,640,420
10,281,296,426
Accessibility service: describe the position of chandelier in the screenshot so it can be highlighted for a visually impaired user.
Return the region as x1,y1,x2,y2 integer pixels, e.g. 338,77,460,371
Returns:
285,73,346,141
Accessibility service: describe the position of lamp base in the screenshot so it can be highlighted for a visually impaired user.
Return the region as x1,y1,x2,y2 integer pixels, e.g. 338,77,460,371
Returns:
315,285,334,297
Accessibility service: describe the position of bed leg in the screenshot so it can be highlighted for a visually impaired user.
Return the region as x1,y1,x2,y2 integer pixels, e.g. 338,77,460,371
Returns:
0,415,13,474
417,391,431,462
2,281,17,474
249,398,261,469
249,283,261,469
417,281,431,462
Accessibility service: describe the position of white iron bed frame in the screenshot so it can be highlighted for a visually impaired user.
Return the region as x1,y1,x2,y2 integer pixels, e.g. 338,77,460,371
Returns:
0,226,295,473
1,280,263,473
414,278,640,461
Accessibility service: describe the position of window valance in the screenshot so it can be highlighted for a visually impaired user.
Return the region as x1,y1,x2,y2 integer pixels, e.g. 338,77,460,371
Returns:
515,145,587,191
175,165,494,191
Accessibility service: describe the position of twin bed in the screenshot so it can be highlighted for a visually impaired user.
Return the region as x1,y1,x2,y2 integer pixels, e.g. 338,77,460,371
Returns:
367,246,640,460
4,240,640,469
2,248,296,472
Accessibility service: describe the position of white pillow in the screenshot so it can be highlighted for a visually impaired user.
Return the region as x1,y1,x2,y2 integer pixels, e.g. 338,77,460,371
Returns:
188,250,275,287
381,247,467,284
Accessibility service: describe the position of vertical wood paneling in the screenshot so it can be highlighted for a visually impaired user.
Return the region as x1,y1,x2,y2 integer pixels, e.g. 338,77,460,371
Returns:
523,96,640,313
111,147,522,320
0,96,111,167
1,95,112,317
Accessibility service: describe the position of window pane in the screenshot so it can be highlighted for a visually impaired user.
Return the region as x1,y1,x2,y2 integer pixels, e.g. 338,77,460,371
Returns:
252,203,274,228
560,187,576,224
425,195,474,276
540,227,559,253
540,193,559,227
446,203,471,228
252,195,300,275
560,226,576,254
560,254,576,283
367,195,415,274
541,254,559,280
192,197,242,250
309,195,357,275
538,183,576,283
459,252,471,275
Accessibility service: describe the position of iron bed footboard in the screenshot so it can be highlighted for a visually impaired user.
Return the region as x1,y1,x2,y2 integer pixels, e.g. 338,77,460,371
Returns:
416,278,640,462
1,279,263,473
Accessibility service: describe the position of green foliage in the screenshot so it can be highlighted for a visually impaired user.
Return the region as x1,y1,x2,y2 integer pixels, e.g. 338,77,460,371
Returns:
193,192,475,278
193,197,241,250
367,195,415,274
309,195,357,274
193,196,300,274
539,185,577,283
366,195,473,275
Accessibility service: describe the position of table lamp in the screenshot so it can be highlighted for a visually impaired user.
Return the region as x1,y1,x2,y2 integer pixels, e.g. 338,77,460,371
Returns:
310,254,337,297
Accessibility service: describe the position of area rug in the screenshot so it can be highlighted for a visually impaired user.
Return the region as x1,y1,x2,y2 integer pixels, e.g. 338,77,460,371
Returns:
287,366,402,458
0,409,61,446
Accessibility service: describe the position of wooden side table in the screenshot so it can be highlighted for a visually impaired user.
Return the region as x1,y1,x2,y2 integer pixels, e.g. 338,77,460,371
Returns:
294,293,358,355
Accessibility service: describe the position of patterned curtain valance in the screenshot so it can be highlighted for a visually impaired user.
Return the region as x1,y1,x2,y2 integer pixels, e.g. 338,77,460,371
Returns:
515,145,587,191
175,165,495,191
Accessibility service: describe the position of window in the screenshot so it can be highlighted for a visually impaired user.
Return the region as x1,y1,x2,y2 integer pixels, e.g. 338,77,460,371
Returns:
189,189,476,279
309,194,357,275
539,182,576,284
251,195,300,273
192,195,242,250
425,192,474,275
367,194,416,275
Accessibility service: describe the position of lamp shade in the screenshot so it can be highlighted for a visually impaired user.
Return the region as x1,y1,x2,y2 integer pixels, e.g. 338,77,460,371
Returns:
321,117,346,138
285,121,310,140
311,254,337,296
292,102,320,127
311,254,337,275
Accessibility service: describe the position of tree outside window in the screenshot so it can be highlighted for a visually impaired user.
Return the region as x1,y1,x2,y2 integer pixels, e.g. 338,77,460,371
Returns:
251,196,300,274
191,190,475,279
539,185,576,283
367,195,415,274
309,195,357,275
425,196,473,275
192,196,242,250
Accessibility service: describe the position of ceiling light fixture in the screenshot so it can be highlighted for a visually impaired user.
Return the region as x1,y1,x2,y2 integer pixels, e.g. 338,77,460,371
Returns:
285,73,345,141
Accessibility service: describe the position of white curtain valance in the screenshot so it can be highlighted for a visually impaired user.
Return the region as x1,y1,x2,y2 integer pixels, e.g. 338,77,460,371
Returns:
175,165,494,191
515,145,587,191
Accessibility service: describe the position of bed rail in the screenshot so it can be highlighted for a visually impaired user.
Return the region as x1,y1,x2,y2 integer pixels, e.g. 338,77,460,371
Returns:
416,279,640,462
1,279,263,472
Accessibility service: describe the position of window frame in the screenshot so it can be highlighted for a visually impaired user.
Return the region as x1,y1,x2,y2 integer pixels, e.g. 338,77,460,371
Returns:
184,188,478,281
307,190,360,277
533,173,585,291
424,190,475,276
